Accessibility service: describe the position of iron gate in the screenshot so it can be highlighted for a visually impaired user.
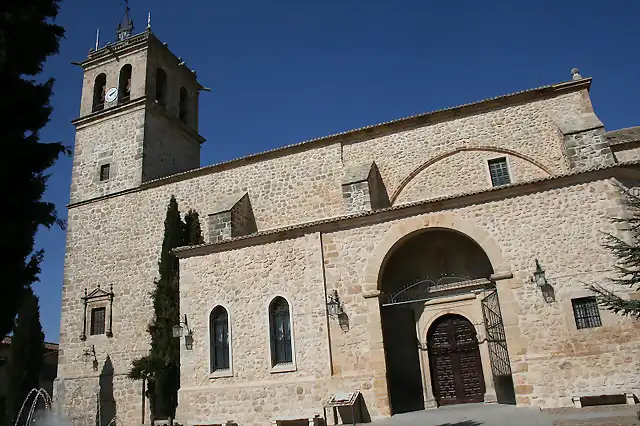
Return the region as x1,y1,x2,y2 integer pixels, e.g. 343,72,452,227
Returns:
481,290,512,377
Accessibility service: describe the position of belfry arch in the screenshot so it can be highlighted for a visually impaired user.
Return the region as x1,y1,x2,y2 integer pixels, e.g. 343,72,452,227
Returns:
373,215,516,414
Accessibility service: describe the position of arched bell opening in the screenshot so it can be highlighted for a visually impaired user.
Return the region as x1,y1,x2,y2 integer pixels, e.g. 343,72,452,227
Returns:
379,228,513,414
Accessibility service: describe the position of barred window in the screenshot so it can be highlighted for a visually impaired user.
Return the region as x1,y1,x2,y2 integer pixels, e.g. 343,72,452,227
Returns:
100,164,110,181
90,307,106,335
572,297,602,329
488,157,511,187
269,297,292,366
210,306,230,371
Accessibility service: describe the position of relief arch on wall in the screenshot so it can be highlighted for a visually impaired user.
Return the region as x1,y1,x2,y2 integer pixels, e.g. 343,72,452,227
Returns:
362,213,508,297
390,146,554,206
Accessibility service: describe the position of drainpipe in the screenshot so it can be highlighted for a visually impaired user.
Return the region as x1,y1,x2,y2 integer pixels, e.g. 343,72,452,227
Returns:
319,232,334,376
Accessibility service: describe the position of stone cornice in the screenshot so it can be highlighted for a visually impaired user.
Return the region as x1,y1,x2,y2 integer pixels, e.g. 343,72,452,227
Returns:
173,160,640,259
71,97,146,128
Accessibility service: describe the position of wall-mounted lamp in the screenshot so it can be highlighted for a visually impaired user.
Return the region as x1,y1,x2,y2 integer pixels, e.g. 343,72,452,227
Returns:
172,314,194,350
82,345,99,371
533,259,555,303
326,290,344,317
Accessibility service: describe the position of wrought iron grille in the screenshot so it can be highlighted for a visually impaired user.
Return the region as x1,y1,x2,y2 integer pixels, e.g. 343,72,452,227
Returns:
90,307,106,335
488,157,511,187
382,275,490,306
269,297,292,365
572,297,602,329
481,290,512,377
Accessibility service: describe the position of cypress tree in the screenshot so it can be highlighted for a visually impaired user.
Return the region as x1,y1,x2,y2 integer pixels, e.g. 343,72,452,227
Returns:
588,185,640,317
4,288,45,426
130,196,186,420
0,0,68,341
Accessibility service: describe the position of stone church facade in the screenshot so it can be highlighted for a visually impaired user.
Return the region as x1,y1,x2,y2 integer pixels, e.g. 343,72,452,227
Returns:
55,24,640,426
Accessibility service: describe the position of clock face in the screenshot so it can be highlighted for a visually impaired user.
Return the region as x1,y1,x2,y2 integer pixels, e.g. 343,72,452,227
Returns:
105,87,118,103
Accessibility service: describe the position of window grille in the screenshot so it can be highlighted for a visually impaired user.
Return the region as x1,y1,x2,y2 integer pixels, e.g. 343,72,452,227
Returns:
572,297,602,329
210,306,229,371
90,307,106,335
269,297,292,365
100,164,110,181
488,157,511,187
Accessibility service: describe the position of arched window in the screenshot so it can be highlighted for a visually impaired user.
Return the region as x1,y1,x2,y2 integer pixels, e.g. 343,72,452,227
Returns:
92,73,107,112
155,68,167,106
209,306,229,371
179,87,189,124
269,297,292,365
118,64,132,104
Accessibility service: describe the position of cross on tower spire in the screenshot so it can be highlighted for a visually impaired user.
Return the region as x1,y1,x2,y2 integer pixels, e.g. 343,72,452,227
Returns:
116,0,134,41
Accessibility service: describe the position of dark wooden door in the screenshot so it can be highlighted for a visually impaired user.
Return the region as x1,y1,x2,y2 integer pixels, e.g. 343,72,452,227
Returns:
428,315,485,405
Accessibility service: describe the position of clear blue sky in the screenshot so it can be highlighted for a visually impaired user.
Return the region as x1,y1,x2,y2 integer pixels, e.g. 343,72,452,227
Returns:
36,0,639,342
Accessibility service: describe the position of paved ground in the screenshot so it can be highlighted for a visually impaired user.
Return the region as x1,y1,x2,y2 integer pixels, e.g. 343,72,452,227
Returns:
368,404,640,426
370,403,553,426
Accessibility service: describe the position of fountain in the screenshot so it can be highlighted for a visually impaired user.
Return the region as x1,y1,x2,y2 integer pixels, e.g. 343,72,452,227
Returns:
11,388,71,426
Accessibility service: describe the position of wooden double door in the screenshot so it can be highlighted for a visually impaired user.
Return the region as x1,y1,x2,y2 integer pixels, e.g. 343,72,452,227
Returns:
428,314,485,405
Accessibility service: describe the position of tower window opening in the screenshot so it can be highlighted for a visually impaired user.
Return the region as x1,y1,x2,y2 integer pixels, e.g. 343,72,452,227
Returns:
155,68,167,107
92,73,107,112
118,64,132,104
100,164,111,181
179,87,189,124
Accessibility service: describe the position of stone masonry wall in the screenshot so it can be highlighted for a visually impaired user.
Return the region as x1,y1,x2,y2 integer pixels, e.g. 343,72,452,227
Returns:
320,178,640,412
342,90,593,204
59,82,628,423
563,127,615,171
70,108,146,204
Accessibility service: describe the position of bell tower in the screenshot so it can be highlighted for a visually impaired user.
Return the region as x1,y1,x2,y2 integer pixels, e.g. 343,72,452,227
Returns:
69,4,205,204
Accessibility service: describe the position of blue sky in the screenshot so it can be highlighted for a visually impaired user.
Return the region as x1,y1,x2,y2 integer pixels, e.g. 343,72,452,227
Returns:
36,0,639,342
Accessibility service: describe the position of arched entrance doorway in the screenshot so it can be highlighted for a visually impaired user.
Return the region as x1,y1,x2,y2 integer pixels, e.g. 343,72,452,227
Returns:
379,228,508,414
427,314,484,405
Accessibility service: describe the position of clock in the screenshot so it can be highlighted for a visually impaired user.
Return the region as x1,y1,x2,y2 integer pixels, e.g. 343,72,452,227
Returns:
105,87,118,103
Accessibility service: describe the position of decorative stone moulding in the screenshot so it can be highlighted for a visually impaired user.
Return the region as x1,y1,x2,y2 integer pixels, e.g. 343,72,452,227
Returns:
341,161,390,214
207,191,257,243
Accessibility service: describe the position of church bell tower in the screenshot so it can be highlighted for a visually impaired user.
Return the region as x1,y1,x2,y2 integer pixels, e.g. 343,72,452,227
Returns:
69,3,206,204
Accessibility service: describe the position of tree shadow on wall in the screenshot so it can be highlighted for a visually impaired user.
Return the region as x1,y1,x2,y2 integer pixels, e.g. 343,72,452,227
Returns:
96,355,117,426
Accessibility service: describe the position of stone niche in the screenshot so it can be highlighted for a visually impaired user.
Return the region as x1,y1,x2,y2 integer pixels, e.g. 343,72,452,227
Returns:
341,162,390,215
207,191,257,243
553,111,615,171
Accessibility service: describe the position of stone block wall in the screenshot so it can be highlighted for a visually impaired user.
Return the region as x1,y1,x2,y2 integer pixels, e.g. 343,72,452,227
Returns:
207,192,257,243
563,127,615,171
341,162,389,214
59,78,638,424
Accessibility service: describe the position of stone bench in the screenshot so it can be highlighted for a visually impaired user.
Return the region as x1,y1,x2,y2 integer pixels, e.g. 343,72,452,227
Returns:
270,414,322,426
571,391,636,408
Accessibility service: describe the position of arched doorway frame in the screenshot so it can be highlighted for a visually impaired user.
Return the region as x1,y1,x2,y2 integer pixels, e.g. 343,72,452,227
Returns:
362,213,520,415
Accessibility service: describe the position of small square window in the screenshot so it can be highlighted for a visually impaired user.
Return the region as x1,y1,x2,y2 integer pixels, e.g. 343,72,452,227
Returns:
488,157,511,187
90,307,106,335
572,297,602,329
99,164,110,181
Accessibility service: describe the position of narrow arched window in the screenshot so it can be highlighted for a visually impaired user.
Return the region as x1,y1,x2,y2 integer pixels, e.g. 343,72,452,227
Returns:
92,73,106,112
209,306,229,371
269,297,292,366
155,68,167,106
118,64,132,104
179,87,189,124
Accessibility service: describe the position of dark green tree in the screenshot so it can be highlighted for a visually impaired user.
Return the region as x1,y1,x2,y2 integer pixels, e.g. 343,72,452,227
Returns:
130,196,188,420
183,209,204,245
588,185,640,317
0,0,68,340
4,288,45,426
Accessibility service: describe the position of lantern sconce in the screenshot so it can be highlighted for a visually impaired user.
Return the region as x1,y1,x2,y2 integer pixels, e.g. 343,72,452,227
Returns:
327,290,350,331
172,314,194,350
82,345,99,372
326,290,344,317
533,259,555,303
